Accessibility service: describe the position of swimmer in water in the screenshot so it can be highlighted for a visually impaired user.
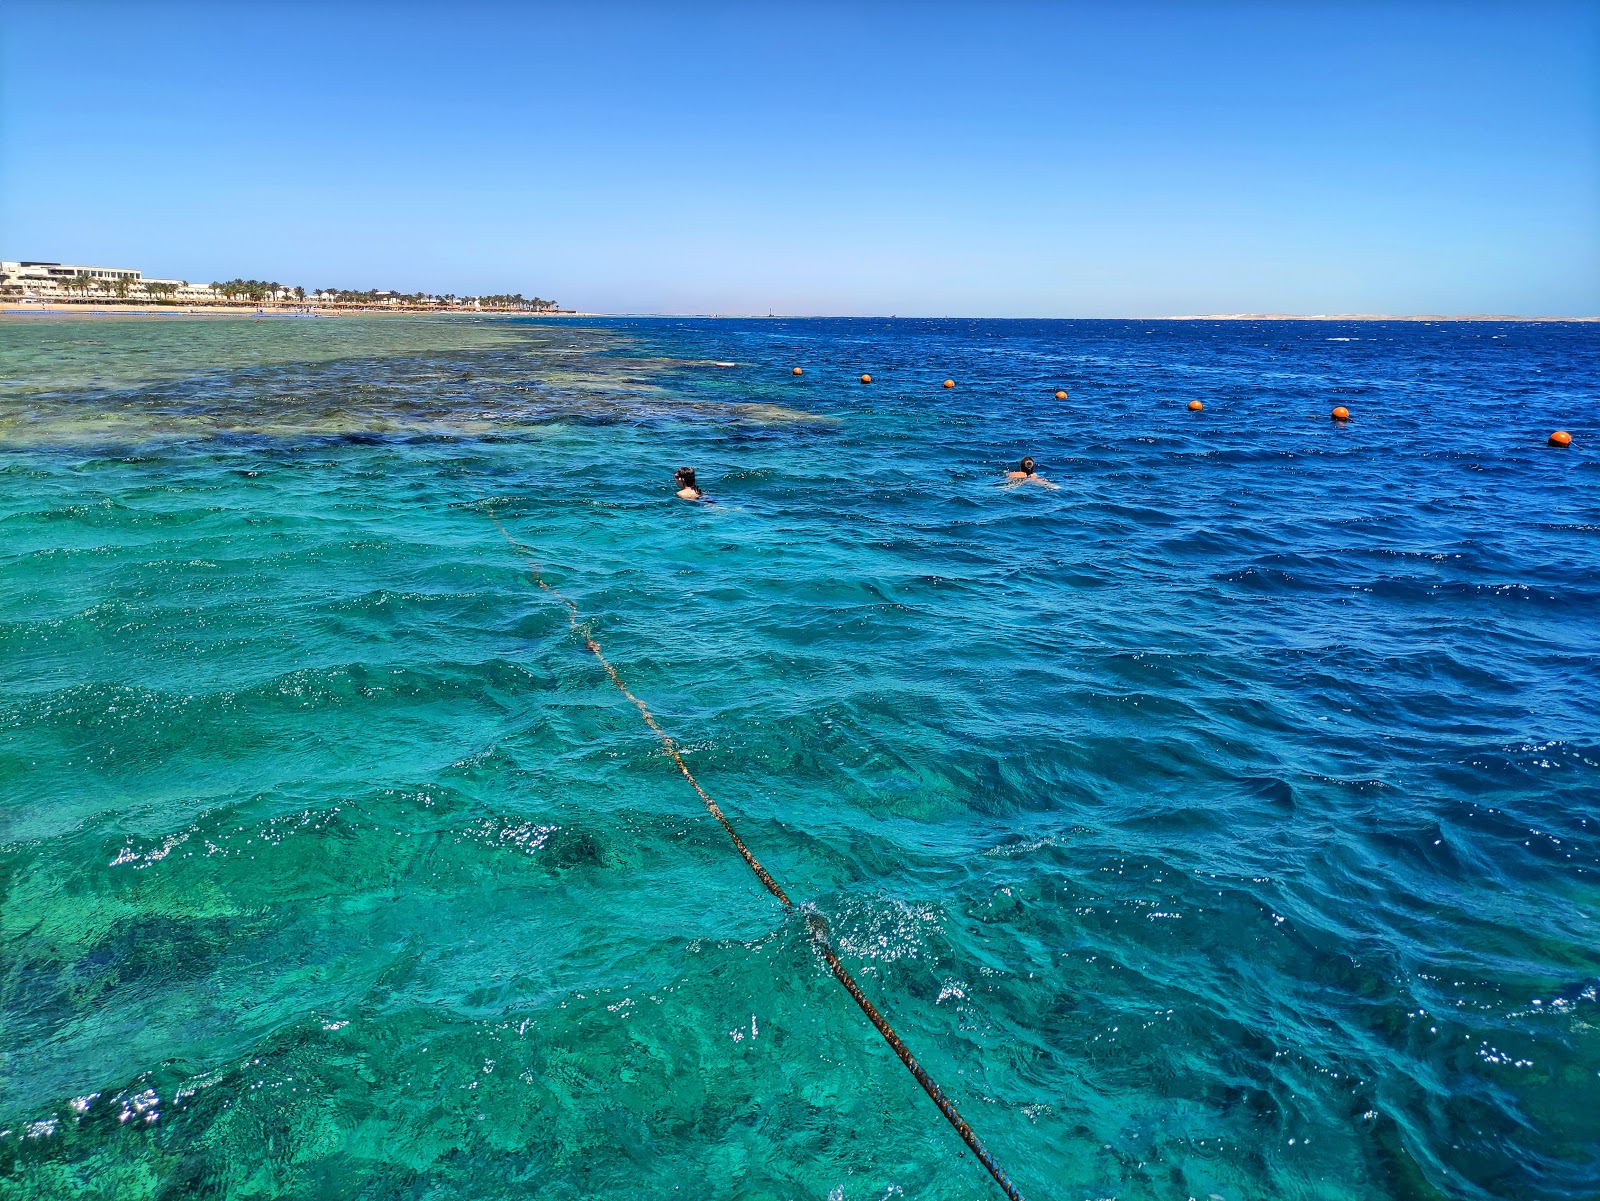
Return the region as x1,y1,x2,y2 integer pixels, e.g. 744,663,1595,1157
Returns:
1003,456,1059,489
674,466,704,500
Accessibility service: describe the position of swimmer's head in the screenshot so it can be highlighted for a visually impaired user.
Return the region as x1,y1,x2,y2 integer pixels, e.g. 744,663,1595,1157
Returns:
1019,457,1036,475
674,467,698,489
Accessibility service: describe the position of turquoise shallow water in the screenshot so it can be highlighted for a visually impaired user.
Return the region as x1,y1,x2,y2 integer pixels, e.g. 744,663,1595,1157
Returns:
1,315,1597,1200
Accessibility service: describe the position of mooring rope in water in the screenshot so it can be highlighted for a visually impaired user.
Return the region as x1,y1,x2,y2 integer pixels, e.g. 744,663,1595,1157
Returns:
484,511,1028,1201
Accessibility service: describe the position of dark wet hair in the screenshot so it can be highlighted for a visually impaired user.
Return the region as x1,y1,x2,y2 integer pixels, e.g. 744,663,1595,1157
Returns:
1019,457,1036,474
674,467,698,488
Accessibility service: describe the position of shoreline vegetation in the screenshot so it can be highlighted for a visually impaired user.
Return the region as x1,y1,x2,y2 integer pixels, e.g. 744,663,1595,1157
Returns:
0,295,571,316
0,303,586,318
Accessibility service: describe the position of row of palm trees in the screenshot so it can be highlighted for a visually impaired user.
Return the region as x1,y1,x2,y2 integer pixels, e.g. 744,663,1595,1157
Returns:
58,274,139,299
211,279,305,303
314,288,561,311
480,293,560,311
48,274,201,302
56,276,304,305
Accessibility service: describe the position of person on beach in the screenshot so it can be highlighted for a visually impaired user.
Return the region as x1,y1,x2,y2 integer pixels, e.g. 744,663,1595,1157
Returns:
674,466,705,500
1003,457,1059,489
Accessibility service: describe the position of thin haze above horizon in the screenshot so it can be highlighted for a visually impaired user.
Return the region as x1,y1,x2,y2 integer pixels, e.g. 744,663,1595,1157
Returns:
2,0,1596,317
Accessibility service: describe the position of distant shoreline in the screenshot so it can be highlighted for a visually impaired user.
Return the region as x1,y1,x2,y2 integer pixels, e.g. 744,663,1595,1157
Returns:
0,303,591,320
1167,313,1600,322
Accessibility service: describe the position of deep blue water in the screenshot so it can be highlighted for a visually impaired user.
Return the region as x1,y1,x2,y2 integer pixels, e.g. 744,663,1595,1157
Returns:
2,315,1597,1200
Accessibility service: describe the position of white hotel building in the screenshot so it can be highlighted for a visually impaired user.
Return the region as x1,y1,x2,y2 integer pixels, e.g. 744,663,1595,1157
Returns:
1,261,221,301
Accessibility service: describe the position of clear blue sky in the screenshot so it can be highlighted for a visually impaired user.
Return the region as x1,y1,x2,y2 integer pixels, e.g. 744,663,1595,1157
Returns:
3,1,1596,316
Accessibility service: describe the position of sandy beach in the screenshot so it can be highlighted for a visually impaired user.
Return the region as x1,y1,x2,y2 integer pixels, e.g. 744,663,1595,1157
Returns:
0,303,584,320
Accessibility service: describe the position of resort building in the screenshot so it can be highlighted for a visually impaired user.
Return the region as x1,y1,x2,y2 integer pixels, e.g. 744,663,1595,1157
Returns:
2,261,140,285
3,259,562,310
1,260,216,301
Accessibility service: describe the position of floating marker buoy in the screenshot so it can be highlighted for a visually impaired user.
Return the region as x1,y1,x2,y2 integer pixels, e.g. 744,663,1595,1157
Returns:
1055,390,1067,400
860,374,872,384
1188,400,1203,411
1549,430,1572,447
943,379,955,388
1331,406,1350,420
792,367,803,375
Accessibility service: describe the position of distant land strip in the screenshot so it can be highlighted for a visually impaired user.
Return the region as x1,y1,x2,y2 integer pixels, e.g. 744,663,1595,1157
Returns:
1169,312,1600,322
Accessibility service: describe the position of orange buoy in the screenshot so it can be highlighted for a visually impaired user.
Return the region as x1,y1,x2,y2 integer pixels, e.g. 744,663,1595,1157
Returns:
1055,390,1067,400
1188,400,1203,411
792,367,803,376
1549,430,1572,447
860,374,872,384
1331,406,1350,421
943,379,955,388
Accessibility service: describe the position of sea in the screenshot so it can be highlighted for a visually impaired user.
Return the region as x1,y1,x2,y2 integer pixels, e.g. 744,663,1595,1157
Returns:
1,314,1596,1201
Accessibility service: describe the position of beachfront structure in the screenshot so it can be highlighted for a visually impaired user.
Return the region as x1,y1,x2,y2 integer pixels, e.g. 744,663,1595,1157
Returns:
3,260,566,311
2,261,140,286
1,261,218,301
